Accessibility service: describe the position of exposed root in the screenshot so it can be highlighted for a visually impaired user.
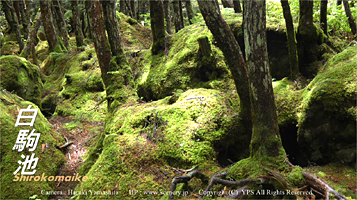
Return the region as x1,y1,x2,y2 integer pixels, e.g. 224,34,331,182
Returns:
55,137,73,150
169,170,208,200
285,159,346,200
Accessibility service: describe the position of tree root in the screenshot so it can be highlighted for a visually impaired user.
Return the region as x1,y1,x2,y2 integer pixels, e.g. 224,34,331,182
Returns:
55,137,73,150
285,159,346,200
169,170,208,200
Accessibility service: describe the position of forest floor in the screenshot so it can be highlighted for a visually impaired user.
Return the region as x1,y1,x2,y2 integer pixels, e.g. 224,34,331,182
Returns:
48,116,104,199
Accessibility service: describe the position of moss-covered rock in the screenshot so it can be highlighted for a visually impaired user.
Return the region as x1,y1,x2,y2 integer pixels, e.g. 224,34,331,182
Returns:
75,88,251,199
272,46,357,166
0,41,20,55
137,24,230,101
296,46,357,166
0,55,43,106
0,91,65,199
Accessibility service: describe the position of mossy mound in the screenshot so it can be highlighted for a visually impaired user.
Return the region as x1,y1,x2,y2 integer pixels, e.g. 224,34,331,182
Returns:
0,41,20,55
297,45,357,165
0,55,43,106
0,91,65,199
117,12,152,51
40,49,106,120
75,88,251,199
137,24,230,101
272,46,356,166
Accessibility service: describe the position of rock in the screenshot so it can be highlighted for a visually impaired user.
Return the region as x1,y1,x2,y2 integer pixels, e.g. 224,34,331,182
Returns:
0,91,65,199
0,55,43,106
297,46,357,165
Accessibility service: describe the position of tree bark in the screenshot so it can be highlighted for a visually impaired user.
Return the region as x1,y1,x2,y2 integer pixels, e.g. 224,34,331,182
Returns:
101,0,134,112
233,0,242,13
85,0,112,86
281,0,299,80
71,0,85,47
39,0,60,52
343,0,357,36
20,11,42,65
52,0,70,50
149,0,166,55
221,0,233,8
130,0,136,19
173,0,184,32
163,0,172,34
197,0,251,127
243,0,284,158
1,0,24,52
297,0,318,77
320,0,328,35
184,0,194,24
19,0,29,39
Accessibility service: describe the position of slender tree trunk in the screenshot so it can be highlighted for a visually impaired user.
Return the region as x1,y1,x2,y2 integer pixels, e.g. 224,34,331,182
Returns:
233,0,242,13
343,0,357,36
221,0,233,8
52,0,69,50
281,0,299,80
173,0,184,32
197,0,252,127
163,0,172,34
149,0,166,55
20,11,42,65
85,0,111,84
1,0,24,51
243,0,284,158
120,0,125,13
13,1,21,24
39,0,60,52
320,0,328,35
71,0,85,47
184,0,194,24
297,0,318,77
19,0,29,39
130,0,136,19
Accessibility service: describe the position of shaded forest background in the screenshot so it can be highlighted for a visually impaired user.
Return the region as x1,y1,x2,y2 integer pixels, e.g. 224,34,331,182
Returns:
0,0,356,199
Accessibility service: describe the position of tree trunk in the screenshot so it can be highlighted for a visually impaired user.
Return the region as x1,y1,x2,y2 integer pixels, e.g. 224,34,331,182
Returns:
343,0,357,36
1,0,24,52
20,11,42,65
149,0,166,55
71,0,85,47
243,0,284,158
197,0,251,127
184,0,194,24
233,0,242,13
130,0,136,19
85,0,112,85
297,0,318,77
101,0,135,112
52,0,69,50
19,0,29,39
221,0,233,8
39,0,60,52
13,1,21,25
281,0,299,80
173,0,184,32
163,0,172,34
320,0,328,35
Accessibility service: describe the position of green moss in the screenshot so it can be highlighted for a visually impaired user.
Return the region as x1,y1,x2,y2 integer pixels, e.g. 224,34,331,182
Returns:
0,41,20,55
138,24,229,101
75,88,249,198
0,91,65,199
286,166,305,187
0,55,43,106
